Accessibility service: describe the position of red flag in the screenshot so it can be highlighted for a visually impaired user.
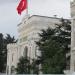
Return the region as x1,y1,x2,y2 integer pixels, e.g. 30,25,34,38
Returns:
17,0,27,15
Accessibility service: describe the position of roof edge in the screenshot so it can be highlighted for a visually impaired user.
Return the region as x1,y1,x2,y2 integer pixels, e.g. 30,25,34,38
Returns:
29,15,70,20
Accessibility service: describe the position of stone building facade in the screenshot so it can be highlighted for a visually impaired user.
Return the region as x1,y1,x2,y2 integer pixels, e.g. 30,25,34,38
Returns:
64,0,75,74
7,15,60,74
6,0,75,74
70,0,75,72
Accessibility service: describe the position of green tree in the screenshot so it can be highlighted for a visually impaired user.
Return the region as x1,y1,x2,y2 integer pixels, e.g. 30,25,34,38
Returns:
5,34,17,44
15,56,31,74
0,33,5,72
54,19,71,70
31,58,41,74
0,33,16,73
36,18,71,74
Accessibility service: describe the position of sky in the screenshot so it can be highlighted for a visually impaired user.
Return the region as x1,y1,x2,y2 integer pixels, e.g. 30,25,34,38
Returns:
0,0,71,38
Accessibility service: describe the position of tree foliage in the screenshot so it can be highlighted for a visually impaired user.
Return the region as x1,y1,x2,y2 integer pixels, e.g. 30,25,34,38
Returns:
36,18,71,74
16,55,41,74
0,33,16,73
15,56,31,74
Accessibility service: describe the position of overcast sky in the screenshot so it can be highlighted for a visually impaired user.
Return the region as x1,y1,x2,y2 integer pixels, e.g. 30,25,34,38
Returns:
0,0,71,38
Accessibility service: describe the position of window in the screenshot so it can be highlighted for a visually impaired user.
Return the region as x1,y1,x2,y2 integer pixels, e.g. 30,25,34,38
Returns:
23,46,28,57
12,53,14,62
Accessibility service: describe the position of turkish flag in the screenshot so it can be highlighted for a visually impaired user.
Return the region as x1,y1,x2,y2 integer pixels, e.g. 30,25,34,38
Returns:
17,0,27,15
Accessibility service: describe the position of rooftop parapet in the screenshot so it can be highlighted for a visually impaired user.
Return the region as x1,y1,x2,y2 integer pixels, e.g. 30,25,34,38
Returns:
7,43,17,49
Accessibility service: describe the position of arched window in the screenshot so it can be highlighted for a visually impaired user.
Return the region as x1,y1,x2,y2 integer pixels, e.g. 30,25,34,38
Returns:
23,46,28,57
12,53,14,62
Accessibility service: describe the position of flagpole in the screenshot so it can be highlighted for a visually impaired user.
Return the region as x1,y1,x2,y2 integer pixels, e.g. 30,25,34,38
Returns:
26,0,28,15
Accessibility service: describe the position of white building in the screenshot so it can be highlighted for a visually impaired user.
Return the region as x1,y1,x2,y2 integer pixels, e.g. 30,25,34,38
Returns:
64,0,75,74
7,15,61,74
6,0,75,74
70,0,75,72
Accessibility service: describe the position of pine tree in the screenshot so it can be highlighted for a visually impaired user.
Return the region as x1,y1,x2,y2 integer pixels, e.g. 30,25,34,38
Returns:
15,56,31,74
36,18,71,74
0,33,16,73
5,34,17,44
0,33,5,73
